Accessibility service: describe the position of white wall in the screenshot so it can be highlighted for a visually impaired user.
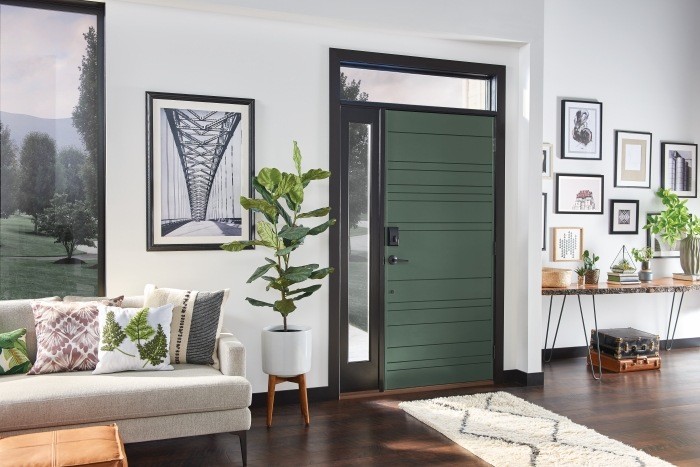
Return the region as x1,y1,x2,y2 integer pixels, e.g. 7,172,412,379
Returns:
542,0,700,349
105,0,544,392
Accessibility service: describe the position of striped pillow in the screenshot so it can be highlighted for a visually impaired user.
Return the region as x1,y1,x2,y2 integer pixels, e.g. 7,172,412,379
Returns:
143,285,228,368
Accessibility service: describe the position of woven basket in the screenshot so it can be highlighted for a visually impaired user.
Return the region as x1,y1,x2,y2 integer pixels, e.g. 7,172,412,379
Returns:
542,267,572,288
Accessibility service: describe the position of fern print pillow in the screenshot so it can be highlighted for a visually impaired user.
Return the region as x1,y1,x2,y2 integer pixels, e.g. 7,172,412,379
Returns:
93,304,175,374
0,328,31,375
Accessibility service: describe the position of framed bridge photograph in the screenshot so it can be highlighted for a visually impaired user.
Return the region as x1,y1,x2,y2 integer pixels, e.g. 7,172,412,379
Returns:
146,92,255,251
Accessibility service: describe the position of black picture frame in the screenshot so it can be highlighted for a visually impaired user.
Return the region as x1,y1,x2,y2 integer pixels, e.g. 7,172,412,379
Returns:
560,99,603,160
146,91,255,251
555,173,604,215
542,193,547,250
614,130,652,188
646,212,680,258
661,142,698,199
608,199,639,234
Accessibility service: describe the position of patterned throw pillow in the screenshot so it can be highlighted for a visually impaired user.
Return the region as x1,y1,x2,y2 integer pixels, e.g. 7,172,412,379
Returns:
143,285,228,368
0,328,31,375
93,304,174,375
28,301,108,375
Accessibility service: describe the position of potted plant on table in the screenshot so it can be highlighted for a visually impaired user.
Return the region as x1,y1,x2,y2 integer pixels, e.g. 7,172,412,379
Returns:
631,246,654,282
582,249,600,284
645,188,700,275
574,267,586,286
222,141,335,378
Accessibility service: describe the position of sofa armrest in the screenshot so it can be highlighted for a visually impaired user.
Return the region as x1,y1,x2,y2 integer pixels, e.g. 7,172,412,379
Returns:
218,333,246,377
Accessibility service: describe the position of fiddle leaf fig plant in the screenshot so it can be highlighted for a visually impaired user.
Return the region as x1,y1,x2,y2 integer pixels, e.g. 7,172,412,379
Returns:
645,188,700,247
221,142,336,331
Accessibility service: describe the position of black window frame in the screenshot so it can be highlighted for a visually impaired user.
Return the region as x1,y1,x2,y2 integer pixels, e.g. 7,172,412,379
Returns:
0,0,106,296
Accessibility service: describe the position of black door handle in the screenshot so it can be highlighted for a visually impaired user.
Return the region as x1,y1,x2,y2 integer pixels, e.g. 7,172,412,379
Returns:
388,255,409,265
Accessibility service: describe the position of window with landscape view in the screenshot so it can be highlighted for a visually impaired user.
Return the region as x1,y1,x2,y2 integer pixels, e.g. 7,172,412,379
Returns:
0,1,104,299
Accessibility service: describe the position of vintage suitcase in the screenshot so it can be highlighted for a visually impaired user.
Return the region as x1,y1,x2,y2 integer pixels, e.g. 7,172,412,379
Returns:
589,350,661,373
589,327,659,359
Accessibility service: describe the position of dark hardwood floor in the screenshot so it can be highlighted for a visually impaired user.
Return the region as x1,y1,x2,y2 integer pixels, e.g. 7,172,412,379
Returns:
126,347,700,466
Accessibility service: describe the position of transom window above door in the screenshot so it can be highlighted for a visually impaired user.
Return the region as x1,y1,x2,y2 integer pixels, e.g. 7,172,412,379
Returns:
340,66,492,111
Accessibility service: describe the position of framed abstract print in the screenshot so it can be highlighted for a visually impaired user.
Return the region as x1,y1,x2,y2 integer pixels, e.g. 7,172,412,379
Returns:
555,173,604,215
561,99,602,160
609,199,639,234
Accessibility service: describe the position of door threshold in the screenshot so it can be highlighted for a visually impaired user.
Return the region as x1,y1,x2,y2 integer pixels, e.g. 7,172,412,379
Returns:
339,379,494,400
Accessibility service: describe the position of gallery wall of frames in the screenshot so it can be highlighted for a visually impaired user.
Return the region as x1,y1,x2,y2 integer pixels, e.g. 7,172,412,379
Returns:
542,98,698,262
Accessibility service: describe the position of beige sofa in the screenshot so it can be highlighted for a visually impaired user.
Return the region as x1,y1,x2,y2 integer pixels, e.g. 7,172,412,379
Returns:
0,296,251,465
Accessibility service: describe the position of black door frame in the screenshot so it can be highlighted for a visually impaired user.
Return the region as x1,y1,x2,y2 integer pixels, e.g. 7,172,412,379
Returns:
329,48,506,398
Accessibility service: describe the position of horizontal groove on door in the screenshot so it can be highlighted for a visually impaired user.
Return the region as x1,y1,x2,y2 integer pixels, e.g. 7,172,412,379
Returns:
385,112,493,136
387,278,492,303
386,320,492,347
389,162,492,173
388,186,493,195
386,341,492,363
387,171,492,187
388,193,493,202
387,298,492,310
392,222,492,232
388,201,492,223
387,306,492,325
386,135,493,164
385,362,493,390
387,354,492,371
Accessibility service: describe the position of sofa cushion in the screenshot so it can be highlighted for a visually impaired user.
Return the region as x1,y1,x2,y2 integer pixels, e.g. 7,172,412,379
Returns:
0,328,31,375
0,364,252,432
143,285,228,368
28,301,105,375
0,297,61,363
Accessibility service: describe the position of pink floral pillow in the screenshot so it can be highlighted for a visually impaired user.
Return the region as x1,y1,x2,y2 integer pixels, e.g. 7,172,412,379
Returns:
28,299,121,375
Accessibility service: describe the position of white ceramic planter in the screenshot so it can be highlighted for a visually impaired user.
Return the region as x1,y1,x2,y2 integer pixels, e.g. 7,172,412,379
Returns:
261,325,312,377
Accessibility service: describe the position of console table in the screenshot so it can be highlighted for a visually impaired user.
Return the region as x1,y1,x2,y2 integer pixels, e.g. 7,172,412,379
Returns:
542,278,700,380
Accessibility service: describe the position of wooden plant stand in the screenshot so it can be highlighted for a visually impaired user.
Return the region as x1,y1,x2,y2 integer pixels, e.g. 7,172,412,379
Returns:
266,373,310,427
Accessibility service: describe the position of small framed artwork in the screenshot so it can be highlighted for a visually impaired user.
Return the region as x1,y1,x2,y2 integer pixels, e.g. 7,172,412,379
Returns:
561,99,603,160
552,227,584,262
555,173,604,214
146,91,255,251
542,193,547,250
609,199,639,234
661,142,698,198
646,212,680,258
614,130,652,188
542,143,553,179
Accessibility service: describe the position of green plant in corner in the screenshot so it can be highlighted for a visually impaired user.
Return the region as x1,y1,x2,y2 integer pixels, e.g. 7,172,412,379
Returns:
582,250,599,270
221,141,336,331
645,188,700,246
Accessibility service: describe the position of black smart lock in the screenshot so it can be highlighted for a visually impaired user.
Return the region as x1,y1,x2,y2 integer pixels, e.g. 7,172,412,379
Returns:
387,226,399,246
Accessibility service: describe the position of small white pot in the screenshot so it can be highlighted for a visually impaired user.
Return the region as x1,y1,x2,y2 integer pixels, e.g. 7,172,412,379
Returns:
261,325,312,377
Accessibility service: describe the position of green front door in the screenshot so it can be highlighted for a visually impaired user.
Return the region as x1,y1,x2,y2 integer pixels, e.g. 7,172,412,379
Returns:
384,110,495,390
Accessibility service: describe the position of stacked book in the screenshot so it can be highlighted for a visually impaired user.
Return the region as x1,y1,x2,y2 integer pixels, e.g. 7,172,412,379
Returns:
607,272,640,284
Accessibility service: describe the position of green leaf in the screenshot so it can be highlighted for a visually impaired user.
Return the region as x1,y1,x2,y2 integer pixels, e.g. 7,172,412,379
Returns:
298,207,331,219
286,179,304,207
308,218,337,236
138,324,169,367
247,262,277,283
220,240,265,251
257,168,282,193
275,244,300,256
240,197,277,221
282,271,313,284
247,298,274,308
279,225,310,241
273,298,297,316
124,308,156,345
287,284,322,300
0,328,26,349
293,140,302,176
257,221,277,248
100,310,127,352
309,267,335,279
273,173,298,198
265,257,277,264
253,179,293,226
301,168,331,186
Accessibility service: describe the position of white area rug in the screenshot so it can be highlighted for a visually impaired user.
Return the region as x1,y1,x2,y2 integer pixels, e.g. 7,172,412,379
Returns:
399,392,671,467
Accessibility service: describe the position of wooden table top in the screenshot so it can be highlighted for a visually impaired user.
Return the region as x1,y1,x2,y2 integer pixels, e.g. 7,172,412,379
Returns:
542,277,700,295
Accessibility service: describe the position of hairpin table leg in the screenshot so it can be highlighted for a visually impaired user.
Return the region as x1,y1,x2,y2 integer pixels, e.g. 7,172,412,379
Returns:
543,295,566,363
579,295,601,380
665,291,684,351
590,295,602,380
